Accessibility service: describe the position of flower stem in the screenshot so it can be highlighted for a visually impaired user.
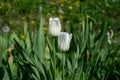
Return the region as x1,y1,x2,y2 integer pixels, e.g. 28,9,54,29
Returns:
62,52,64,80
53,38,56,80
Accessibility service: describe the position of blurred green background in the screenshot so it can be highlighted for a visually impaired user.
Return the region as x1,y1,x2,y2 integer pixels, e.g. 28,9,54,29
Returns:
0,0,120,32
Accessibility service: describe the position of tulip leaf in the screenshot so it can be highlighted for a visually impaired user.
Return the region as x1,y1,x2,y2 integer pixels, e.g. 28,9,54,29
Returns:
33,17,45,61
3,69,10,80
67,59,72,70
8,61,18,78
34,55,46,79
46,37,53,51
31,66,41,80
56,53,62,61
24,22,31,54
56,71,62,80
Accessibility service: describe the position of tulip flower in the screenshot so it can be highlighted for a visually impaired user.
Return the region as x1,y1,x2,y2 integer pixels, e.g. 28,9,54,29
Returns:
48,17,61,36
58,32,72,51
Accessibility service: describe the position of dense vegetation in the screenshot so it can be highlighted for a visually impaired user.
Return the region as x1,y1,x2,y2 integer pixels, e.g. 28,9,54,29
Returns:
0,0,120,80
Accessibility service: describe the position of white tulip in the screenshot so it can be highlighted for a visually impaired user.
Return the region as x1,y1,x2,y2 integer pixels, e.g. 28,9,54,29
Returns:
58,32,72,51
48,17,61,36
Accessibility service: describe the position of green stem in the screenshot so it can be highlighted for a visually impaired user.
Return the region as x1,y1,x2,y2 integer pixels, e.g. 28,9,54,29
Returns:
62,52,64,80
53,38,56,80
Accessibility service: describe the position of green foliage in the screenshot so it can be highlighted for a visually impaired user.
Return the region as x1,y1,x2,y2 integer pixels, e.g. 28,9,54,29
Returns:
0,0,120,80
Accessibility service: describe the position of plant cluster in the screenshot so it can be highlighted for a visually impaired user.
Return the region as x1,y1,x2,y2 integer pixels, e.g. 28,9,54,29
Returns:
0,0,120,80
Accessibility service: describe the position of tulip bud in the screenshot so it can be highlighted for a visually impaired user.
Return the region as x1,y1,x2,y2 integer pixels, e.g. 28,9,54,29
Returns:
107,29,114,44
58,32,72,51
48,17,61,36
